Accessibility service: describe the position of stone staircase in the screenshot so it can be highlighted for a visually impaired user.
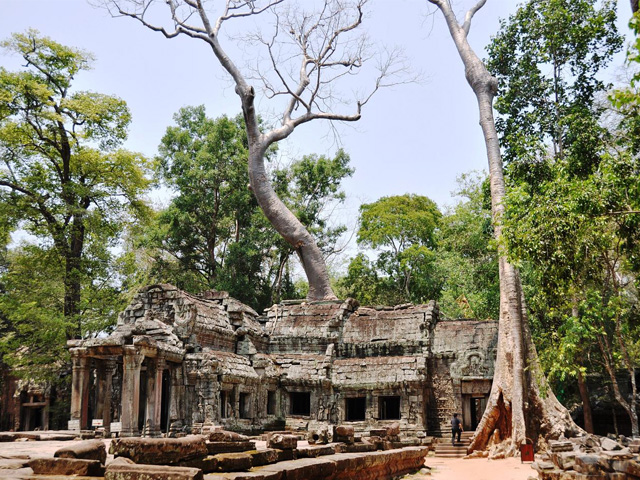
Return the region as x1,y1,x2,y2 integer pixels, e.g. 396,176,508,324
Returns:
434,430,474,458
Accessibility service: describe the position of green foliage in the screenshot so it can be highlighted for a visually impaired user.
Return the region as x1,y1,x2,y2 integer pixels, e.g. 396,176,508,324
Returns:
135,105,352,311
489,0,640,403
488,0,622,181
434,173,499,319
0,31,149,377
339,194,442,305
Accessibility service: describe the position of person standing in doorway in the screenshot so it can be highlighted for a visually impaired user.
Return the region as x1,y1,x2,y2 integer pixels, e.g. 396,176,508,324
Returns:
451,412,462,445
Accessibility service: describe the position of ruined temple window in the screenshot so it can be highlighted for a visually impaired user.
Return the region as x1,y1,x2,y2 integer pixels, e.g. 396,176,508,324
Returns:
345,397,366,421
289,392,311,416
378,396,401,420
239,393,250,419
267,391,276,415
220,391,228,418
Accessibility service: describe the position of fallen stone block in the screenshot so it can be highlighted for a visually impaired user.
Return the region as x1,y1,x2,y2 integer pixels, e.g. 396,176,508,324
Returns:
333,447,429,480
552,451,576,470
572,474,608,480
247,448,279,466
266,433,297,450
550,440,575,453
110,435,208,465
29,457,105,476
276,448,295,462
600,437,622,452
261,457,336,480
369,429,387,437
333,425,355,444
212,452,252,472
206,441,256,454
612,459,640,477
335,443,376,453
385,423,400,436
209,470,283,480
296,444,335,458
532,460,557,473
55,439,107,464
575,455,604,475
179,455,218,473
108,456,136,465
105,462,203,480
209,430,250,443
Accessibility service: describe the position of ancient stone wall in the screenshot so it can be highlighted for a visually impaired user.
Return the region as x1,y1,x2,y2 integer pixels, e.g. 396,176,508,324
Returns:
68,285,498,440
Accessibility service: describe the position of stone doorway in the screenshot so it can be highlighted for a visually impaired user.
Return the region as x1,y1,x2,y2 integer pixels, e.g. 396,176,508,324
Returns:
469,396,486,430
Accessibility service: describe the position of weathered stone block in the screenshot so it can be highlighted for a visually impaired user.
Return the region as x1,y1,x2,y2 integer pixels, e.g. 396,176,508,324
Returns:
267,433,298,450
296,444,336,458
29,457,105,476
247,448,279,466
552,452,576,470
334,425,355,444
600,438,622,451
261,457,337,480
276,449,295,462
213,452,252,472
612,459,640,477
54,439,107,464
575,456,603,475
105,462,203,480
209,430,250,442
179,455,218,473
110,436,208,465
206,441,256,454
386,423,400,436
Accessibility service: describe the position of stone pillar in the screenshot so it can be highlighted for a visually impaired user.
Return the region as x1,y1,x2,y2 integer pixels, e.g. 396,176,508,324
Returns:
43,393,50,431
70,352,90,430
121,347,144,437
144,356,165,437
102,360,116,435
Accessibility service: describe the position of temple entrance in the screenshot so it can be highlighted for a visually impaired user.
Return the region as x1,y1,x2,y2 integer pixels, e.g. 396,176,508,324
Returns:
469,396,486,430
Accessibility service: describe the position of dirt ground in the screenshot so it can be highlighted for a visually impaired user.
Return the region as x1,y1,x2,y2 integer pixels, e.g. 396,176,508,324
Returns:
0,438,537,480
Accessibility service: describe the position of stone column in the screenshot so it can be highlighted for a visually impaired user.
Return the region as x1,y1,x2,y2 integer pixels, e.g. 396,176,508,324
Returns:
144,355,165,437
70,352,90,430
121,347,144,437
102,359,116,435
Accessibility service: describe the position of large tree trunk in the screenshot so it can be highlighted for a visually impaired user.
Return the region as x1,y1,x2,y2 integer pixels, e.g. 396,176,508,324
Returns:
430,0,578,454
577,370,594,433
246,138,337,302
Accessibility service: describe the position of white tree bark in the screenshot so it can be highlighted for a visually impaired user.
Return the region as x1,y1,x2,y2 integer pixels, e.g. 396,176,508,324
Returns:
428,0,579,454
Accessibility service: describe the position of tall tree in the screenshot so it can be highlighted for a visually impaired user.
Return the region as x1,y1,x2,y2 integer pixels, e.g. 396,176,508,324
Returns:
427,0,577,454
494,0,638,435
435,172,499,320
106,0,401,301
135,105,353,311
339,194,441,305
0,31,150,339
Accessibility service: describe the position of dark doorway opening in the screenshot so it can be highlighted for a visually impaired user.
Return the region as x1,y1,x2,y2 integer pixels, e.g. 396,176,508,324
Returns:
220,391,229,418
289,392,311,416
345,397,366,421
239,393,250,419
160,369,170,432
470,397,486,430
378,396,401,420
267,391,276,415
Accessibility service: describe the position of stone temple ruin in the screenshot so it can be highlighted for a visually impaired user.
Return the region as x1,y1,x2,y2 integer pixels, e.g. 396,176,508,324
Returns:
67,284,498,441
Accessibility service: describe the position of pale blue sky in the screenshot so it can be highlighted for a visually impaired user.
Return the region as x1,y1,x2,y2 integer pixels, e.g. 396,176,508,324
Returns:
0,0,634,269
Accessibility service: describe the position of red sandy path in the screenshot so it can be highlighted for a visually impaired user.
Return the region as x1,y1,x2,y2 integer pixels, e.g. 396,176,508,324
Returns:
422,456,535,480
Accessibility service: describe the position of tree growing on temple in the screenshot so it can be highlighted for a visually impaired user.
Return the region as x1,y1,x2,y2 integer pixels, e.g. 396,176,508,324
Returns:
427,0,579,454
0,31,150,341
105,0,404,301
